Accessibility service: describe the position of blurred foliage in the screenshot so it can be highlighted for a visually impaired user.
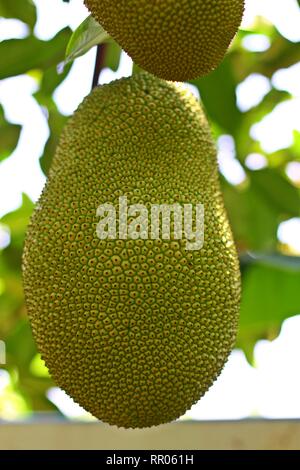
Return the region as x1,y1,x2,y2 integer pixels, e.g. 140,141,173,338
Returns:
0,29,72,80
0,105,21,163
0,0,36,31
0,0,300,417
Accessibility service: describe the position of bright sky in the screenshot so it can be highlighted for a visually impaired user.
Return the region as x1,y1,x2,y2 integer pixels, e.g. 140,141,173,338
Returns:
0,0,300,420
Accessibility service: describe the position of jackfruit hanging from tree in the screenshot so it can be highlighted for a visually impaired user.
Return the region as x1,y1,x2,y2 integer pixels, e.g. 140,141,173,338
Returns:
84,0,245,81
23,73,241,428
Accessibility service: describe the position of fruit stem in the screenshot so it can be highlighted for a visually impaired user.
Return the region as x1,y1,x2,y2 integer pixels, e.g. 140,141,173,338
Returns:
92,44,107,90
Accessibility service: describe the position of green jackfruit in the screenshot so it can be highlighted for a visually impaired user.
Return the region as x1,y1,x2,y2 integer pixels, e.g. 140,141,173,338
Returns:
23,73,241,428
84,0,245,81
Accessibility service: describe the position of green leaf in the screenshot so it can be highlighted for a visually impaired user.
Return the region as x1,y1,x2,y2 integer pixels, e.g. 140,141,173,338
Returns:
0,264,24,339
237,255,300,360
0,105,21,162
32,63,73,176
235,89,291,163
232,26,300,80
103,41,122,72
1,194,34,248
257,33,300,78
4,321,56,412
222,179,278,252
223,168,300,252
37,62,73,101
249,168,300,218
39,109,68,176
29,354,50,378
0,196,35,376
65,15,110,66
5,320,37,371
0,28,72,80
192,55,242,135
0,0,37,31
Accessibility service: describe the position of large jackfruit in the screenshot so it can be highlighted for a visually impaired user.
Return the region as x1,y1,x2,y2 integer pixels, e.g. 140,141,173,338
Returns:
23,73,241,428
84,0,245,81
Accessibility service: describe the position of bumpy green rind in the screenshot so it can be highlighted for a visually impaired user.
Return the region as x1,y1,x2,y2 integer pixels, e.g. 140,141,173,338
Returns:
84,0,245,81
23,73,241,428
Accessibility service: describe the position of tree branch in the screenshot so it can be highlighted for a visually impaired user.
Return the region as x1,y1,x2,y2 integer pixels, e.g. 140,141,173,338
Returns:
92,44,107,90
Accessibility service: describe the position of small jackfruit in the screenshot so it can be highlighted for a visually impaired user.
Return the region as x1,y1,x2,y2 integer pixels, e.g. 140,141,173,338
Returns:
23,73,241,428
84,0,245,81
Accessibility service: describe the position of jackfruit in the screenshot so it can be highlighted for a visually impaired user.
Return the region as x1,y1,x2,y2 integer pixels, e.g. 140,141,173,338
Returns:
84,0,245,81
22,73,241,428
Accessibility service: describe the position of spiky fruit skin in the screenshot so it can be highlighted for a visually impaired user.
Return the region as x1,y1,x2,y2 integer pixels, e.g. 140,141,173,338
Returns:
23,73,241,428
84,0,244,81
